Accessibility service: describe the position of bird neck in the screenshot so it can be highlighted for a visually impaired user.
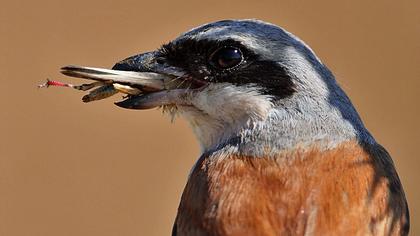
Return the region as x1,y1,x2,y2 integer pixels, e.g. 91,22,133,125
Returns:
194,92,374,158
177,80,374,156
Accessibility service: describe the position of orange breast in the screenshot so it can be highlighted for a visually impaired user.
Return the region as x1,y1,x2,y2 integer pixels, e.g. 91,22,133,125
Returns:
173,141,409,236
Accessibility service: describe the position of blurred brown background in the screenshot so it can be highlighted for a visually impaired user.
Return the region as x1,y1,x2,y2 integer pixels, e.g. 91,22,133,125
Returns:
0,0,419,235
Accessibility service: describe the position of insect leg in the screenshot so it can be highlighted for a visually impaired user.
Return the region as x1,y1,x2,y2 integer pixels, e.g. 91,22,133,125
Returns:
82,84,118,103
38,79,105,91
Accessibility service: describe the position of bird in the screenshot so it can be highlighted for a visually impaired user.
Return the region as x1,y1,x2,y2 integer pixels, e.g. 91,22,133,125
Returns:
58,19,409,235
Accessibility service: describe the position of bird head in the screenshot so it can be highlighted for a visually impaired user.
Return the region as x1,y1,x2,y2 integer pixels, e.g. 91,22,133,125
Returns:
62,19,373,154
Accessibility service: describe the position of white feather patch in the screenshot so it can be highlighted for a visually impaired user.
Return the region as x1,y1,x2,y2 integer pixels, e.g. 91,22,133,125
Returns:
178,83,273,151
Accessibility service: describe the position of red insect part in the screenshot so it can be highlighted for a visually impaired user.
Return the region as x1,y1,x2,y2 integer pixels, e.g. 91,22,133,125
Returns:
38,79,74,89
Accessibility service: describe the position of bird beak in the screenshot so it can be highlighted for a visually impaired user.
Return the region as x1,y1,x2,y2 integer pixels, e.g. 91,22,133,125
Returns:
60,64,202,109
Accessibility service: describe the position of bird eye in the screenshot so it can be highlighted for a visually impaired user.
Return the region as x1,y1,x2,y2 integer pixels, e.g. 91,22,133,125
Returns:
210,47,243,69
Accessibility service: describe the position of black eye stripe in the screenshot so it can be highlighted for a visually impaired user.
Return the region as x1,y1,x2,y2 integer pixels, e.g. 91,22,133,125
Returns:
161,39,249,60
159,38,295,99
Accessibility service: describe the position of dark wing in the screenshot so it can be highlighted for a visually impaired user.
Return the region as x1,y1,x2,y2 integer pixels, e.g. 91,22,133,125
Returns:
362,142,410,235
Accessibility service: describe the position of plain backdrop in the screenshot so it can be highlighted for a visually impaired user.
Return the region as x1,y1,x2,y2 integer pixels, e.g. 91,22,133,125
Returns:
1,0,419,235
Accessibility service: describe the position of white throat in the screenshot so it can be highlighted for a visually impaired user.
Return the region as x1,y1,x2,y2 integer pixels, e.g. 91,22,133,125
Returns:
177,83,273,152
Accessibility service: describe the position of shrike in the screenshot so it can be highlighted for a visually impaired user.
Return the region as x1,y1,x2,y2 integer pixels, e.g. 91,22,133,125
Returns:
50,19,409,235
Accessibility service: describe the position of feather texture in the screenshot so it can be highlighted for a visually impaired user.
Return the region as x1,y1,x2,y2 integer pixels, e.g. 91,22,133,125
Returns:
173,141,409,236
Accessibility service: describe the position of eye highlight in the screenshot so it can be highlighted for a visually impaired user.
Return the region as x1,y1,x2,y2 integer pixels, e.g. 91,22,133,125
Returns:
210,47,243,69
